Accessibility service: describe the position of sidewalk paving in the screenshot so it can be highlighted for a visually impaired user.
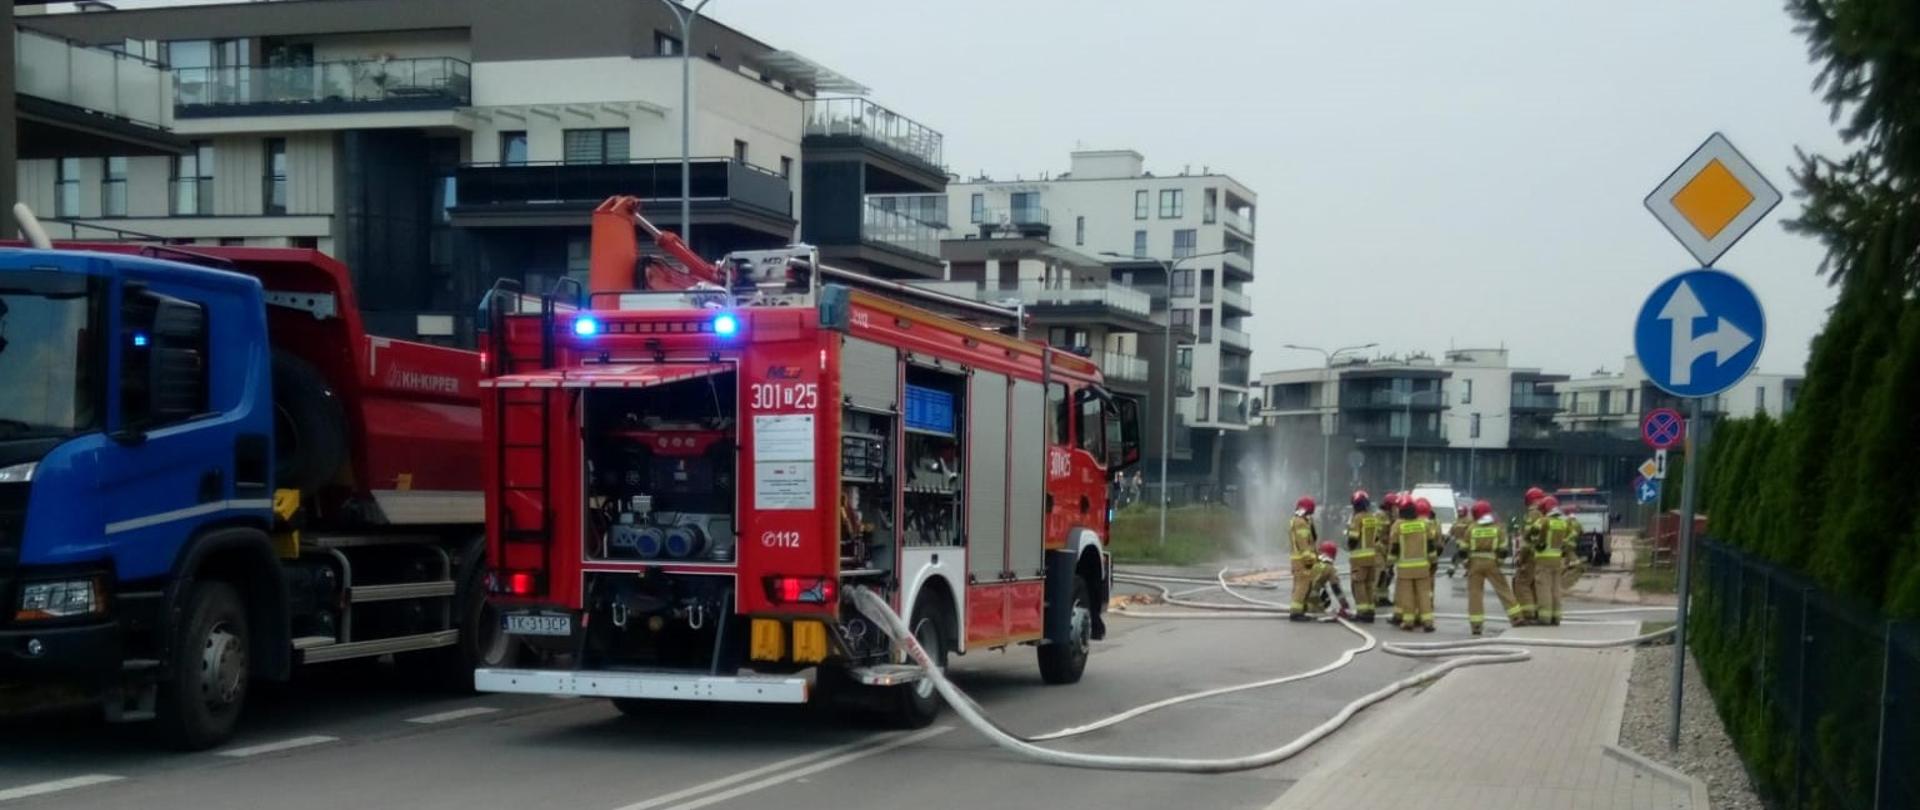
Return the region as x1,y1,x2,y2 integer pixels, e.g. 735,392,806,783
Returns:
1265,621,1707,810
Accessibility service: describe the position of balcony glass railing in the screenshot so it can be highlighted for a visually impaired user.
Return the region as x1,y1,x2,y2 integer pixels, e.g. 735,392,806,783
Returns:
16,29,172,130
862,200,943,259
978,206,1050,228
1007,282,1151,317
1218,286,1253,312
1509,390,1561,410
1218,326,1251,349
452,158,792,217
173,56,471,113
804,97,944,169
1220,364,1251,387
1340,389,1449,408
867,193,948,228
1099,351,1149,382
1221,208,1255,237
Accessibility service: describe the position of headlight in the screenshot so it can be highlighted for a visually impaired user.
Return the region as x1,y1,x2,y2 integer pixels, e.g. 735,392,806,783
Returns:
0,461,35,483
16,579,103,621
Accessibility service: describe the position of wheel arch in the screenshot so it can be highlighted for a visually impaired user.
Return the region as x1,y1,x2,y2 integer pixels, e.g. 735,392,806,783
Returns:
166,521,291,681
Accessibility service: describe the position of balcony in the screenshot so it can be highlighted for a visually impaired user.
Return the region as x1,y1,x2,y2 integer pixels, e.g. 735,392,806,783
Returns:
803,97,945,186
1005,282,1152,318
1219,363,1251,388
1509,390,1562,412
1509,423,1561,448
1340,389,1449,409
1218,326,1252,351
976,206,1051,239
861,200,944,260
1221,208,1255,239
14,28,180,158
449,158,793,235
1218,286,1253,315
173,57,471,118
1344,418,1449,447
1221,247,1253,280
1099,351,1150,384
867,193,948,228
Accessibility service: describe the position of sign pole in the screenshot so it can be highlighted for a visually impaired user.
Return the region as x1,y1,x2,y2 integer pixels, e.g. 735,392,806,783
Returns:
1667,395,1703,749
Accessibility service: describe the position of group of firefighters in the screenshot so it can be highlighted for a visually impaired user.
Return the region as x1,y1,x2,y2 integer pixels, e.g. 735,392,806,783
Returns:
1284,487,1585,635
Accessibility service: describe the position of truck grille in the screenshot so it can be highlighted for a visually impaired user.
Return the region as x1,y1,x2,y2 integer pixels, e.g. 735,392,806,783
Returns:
0,483,23,568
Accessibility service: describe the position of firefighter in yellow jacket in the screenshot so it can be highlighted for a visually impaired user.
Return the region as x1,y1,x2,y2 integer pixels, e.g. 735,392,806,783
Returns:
1461,499,1522,635
1304,542,1355,618
1389,497,1438,632
1513,486,1546,625
1344,491,1385,623
1287,496,1318,622
1533,495,1579,625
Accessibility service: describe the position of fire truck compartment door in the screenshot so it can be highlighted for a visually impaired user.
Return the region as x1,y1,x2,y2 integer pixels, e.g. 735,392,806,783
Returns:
479,362,733,389
968,371,1008,579
1007,378,1047,578
840,336,898,411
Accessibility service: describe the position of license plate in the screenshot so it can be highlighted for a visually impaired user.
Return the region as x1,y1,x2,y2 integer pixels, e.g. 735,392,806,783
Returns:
503,613,571,637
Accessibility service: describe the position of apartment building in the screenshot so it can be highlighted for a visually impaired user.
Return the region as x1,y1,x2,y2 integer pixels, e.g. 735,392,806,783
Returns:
19,0,942,340
1556,355,1803,436
946,149,1257,485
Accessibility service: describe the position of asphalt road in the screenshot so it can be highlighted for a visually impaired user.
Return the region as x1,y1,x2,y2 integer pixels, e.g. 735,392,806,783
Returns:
0,569,1498,810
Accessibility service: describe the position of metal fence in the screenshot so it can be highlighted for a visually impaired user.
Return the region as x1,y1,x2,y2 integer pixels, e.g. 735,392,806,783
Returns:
1695,540,1917,810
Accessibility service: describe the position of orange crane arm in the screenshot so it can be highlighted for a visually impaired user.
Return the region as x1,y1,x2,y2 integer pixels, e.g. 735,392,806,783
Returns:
587,195,725,297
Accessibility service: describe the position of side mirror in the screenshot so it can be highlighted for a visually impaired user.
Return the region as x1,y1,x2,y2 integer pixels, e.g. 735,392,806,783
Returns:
1114,397,1143,470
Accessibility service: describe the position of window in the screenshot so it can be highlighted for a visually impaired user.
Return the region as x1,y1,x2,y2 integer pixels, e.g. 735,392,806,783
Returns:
780,156,793,180
1756,385,1767,413
1158,188,1183,219
1200,269,1214,301
292,236,318,249
1132,229,1147,258
970,193,985,224
733,139,749,163
264,138,287,215
1470,413,1482,439
1172,229,1196,259
1010,191,1039,223
1197,388,1211,420
219,238,245,246
1199,310,1214,343
1461,379,1473,405
1048,382,1070,445
499,131,529,166
655,31,681,55
55,158,81,217
1134,189,1149,220
563,128,629,164
1075,215,1085,246
1203,188,1218,223
1170,308,1194,329
120,287,209,432
173,141,213,215
1078,394,1106,458
101,157,127,217
1170,269,1195,298
1389,410,1410,438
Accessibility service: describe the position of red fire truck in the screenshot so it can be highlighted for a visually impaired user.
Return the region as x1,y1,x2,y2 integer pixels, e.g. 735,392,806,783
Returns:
473,198,1140,725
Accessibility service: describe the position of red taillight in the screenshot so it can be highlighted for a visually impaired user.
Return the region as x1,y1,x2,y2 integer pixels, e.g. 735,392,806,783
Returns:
767,576,836,605
508,571,535,596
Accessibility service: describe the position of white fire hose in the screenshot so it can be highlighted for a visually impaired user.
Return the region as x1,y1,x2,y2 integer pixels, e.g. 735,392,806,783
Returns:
847,567,1676,774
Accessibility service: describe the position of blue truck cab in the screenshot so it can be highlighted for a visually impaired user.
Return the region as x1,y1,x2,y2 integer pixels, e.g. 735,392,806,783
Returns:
0,247,285,745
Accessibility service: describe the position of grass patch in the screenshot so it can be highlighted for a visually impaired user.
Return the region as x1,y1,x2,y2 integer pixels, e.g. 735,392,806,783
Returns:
1107,504,1239,565
1633,544,1678,594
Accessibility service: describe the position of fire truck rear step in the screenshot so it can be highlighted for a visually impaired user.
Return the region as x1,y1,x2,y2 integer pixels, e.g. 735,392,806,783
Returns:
847,664,924,687
474,668,810,703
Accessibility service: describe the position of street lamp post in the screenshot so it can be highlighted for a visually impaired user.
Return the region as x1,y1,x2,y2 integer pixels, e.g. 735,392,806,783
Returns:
1282,343,1376,529
1103,248,1232,546
1445,411,1506,497
658,0,713,245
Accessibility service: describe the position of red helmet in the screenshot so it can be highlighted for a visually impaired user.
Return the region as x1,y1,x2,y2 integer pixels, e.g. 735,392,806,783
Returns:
1381,492,1400,509
1524,486,1546,505
1540,495,1560,512
1471,499,1492,519
1352,490,1371,508
1296,496,1316,515
1318,541,1339,558
1414,498,1433,517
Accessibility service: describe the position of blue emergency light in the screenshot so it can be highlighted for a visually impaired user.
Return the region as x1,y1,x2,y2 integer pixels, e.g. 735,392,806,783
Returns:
713,313,739,337
131,332,150,347
573,316,600,336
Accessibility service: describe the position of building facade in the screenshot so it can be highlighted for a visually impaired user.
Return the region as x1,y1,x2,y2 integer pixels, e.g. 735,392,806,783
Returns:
18,0,941,341
946,149,1257,486
1556,355,1803,436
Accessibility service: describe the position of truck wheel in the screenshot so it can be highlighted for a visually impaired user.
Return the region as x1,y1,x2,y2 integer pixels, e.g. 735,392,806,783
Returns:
1037,575,1092,685
155,581,250,750
889,601,948,728
271,350,348,492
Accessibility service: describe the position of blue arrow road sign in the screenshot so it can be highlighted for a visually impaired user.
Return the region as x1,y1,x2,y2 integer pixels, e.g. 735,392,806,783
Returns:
1636,477,1662,505
1634,269,1766,398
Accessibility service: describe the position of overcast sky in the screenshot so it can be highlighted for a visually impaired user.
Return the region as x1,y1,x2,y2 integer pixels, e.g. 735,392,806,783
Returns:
718,0,1846,378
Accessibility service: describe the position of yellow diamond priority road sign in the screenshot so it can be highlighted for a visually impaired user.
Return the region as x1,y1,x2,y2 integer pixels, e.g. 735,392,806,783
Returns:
1645,133,1781,267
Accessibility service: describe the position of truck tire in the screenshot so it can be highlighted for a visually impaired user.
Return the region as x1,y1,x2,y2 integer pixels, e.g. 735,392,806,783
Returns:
271,350,348,492
1037,575,1092,685
155,581,250,750
889,600,948,728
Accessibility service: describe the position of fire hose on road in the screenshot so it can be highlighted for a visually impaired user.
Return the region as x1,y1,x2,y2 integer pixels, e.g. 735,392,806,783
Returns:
847,568,1676,774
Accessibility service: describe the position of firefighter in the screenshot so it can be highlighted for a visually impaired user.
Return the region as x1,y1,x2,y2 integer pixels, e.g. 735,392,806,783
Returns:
1513,486,1546,625
1461,499,1521,635
1390,496,1438,632
1559,502,1588,590
1344,490,1385,623
1376,492,1403,618
1287,496,1318,622
1448,504,1473,578
1413,497,1441,576
1305,541,1355,618
1534,495,1578,626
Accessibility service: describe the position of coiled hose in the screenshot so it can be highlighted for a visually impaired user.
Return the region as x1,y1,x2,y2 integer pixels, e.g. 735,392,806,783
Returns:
847,568,1675,774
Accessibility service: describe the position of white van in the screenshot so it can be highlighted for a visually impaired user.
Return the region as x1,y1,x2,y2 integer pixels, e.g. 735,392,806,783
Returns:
1409,482,1462,536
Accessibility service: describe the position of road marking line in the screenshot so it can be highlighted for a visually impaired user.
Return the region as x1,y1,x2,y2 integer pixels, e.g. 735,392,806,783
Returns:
406,706,500,724
613,727,950,810
214,735,338,757
0,775,124,802
653,726,952,810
